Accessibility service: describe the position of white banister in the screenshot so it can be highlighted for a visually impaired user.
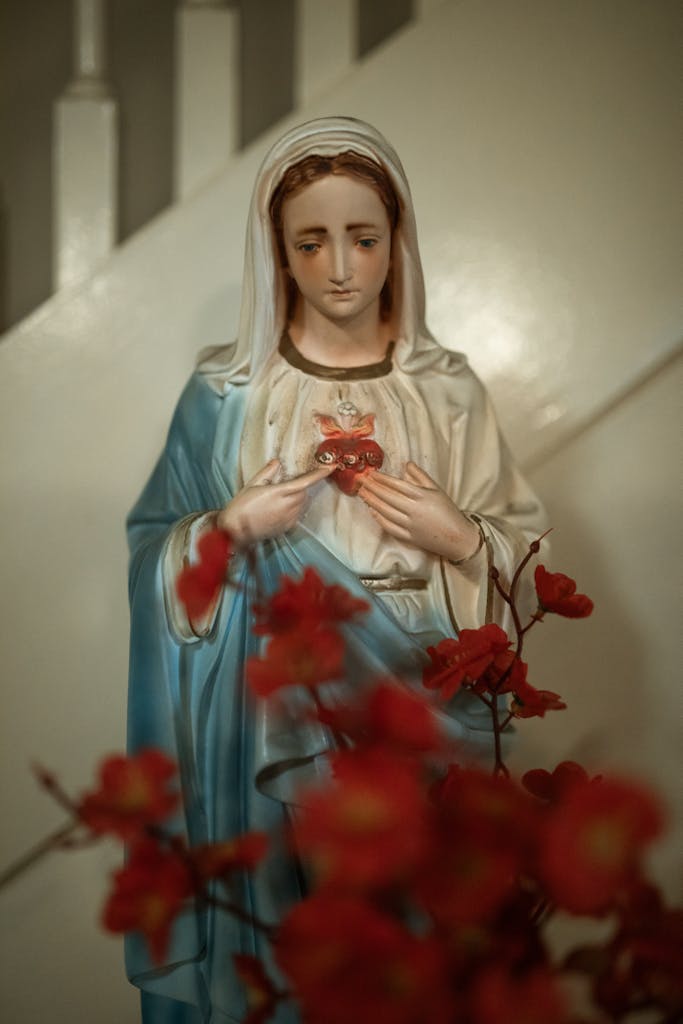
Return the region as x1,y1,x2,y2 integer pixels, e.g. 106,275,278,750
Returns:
294,0,357,107
174,1,240,201
75,0,106,82
53,0,118,291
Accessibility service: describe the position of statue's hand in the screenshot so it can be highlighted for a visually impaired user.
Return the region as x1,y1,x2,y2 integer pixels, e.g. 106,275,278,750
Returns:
217,459,333,543
358,461,480,562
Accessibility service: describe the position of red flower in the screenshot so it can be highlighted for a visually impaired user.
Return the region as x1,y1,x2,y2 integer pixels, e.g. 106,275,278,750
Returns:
511,681,566,718
176,528,232,618
253,567,369,636
471,966,569,1024
418,768,538,926
567,887,683,1019
102,838,193,963
233,954,281,1024
605,890,683,1017
316,680,442,755
78,749,179,840
415,835,519,927
247,628,344,697
190,831,269,882
522,761,591,803
534,564,593,618
423,624,511,701
540,776,664,915
470,649,529,697
432,766,538,849
276,895,452,1024
294,748,429,890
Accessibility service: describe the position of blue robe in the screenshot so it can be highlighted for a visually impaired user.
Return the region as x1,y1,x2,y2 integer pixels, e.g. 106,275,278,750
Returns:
126,370,530,1021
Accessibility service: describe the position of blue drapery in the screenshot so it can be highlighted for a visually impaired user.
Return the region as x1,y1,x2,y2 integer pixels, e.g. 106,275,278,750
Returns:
126,374,494,1021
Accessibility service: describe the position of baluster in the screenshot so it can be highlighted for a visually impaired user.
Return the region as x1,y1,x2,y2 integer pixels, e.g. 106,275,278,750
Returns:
294,0,357,107
174,0,240,201
53,0,118,291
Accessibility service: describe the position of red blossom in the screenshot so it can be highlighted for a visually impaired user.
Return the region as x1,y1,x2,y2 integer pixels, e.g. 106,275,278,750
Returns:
423,624,511,700
253,567,369,636
540,777,665,915
470,649,529,697
294,748,430,890
247,628,344,697
606,896,683,1017
566,886,683,1018
176,528,233,618
276,895,453,1024
316,680,442,755
432,766,538,850
190,832,269,882
511,681,566,718
534,564,593,618
522,761,592,803
471,966,569,1024
102,838,193,963
417,768,538,926
78,749,179,840
416,834,519,927
233,954,281,1024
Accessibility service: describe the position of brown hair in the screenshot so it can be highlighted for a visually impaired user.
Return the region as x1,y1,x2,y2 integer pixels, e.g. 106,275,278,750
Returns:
269,151,401,321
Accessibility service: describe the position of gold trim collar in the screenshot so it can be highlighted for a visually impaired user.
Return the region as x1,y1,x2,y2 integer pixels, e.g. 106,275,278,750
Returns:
279,332,395,381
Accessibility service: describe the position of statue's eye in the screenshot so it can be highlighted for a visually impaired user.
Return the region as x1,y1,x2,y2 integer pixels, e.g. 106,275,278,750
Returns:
317,451,336,465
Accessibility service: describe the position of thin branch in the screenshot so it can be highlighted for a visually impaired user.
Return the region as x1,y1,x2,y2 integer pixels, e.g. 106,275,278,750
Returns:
203,893,277,939
499,711,513,732
489,697,509,778
490,569,512,607
509,529,553,608
32,764,80,816
0,820,79,889
487,532,552,698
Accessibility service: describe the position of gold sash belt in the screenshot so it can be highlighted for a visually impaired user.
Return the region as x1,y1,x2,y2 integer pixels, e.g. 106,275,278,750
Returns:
359,574,428,593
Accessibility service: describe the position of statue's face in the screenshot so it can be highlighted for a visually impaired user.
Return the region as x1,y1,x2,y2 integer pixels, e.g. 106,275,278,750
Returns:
281,174,391,329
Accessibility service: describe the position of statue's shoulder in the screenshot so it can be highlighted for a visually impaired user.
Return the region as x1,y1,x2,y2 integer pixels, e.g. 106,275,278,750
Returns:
168,368,236,454
418,344,489,415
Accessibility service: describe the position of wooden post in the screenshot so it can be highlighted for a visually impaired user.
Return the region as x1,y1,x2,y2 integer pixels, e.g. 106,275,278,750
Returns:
53,0,118,291
174,0,240,201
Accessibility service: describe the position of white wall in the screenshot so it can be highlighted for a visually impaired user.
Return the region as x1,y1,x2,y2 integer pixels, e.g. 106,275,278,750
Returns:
0,2,680,1019
517,350,683,892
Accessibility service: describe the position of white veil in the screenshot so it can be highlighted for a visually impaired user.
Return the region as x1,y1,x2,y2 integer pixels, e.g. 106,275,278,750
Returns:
198,116,465,390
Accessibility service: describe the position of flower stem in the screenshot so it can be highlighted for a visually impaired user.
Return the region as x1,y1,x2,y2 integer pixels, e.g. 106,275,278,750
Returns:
204,894,277,939
490,698,509,778
0,820,79,890
488,533,550,697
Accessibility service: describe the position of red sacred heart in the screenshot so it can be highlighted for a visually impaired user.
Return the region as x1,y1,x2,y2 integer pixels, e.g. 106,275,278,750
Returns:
315,437,384,495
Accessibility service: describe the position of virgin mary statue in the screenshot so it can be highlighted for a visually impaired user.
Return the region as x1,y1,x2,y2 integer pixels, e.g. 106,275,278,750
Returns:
126,116,546,1022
